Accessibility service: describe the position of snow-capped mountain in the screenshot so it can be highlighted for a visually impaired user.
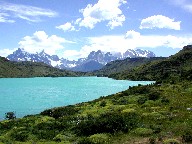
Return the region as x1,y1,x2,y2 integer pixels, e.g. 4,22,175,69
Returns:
123,49,156,58
7,48,156,72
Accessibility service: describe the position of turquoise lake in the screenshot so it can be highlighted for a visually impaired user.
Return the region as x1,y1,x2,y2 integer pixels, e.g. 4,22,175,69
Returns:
0,77,152,120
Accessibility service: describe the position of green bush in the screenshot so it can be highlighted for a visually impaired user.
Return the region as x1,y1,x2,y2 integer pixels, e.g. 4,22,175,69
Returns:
74,110,140,136
148,91,160,101
77,137,93,144
133,128,153,136
40,105,79,119
182,131,192,142
32,119,61,140
9,127,29,142
137,96,148,105
89,133,109,144
163,138,180,144
99,100,107,107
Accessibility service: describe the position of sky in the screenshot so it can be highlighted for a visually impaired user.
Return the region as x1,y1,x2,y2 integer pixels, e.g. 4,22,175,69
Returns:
0,0,192,60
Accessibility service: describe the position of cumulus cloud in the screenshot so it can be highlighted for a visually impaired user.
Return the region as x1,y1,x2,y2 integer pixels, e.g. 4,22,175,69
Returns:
18,31,74,55
140,15,181,30
79,0,126,29
62,30,192,60
57,0,127,31
56,22,76,32
0,2,58,22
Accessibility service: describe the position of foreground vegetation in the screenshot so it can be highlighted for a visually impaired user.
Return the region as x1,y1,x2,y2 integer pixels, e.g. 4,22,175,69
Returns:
0,45,192,143
0,81,192,143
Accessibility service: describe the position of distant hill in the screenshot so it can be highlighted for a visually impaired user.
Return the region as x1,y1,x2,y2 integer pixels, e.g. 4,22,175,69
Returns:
72,60,104,72
0,57,82,78
93,57,165,76
109,45,192,82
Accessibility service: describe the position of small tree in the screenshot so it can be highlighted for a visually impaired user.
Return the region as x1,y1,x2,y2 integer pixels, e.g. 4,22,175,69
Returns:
5,112,16,120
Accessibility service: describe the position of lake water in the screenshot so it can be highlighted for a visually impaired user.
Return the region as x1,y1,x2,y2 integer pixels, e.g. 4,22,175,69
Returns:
0,77,152,120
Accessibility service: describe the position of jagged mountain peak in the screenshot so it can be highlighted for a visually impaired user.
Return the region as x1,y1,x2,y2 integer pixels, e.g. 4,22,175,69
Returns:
7,48,156,72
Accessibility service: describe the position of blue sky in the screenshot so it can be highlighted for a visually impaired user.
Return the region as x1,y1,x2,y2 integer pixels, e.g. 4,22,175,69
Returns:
0,0,192,60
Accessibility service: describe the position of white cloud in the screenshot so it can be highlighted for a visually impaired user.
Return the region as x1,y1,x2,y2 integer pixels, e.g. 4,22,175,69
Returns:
0,2,58,22
62,30,192,60
18,31,74,55
78,0,126,29
0,48,17,57
125,30,141,39
56,22,76,32
0,13,15,23
140,15,181,30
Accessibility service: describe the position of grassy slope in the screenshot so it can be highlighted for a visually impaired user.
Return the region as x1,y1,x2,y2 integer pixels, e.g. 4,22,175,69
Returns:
92,57,165,77
109,45,192,82
0,46,192,143
0,57,83,78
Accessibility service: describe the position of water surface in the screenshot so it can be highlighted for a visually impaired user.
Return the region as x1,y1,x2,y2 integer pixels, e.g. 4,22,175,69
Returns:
0,77,152,120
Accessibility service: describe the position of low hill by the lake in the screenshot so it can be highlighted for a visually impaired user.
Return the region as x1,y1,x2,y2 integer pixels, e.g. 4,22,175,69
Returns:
109,45,192,82
0,56,83,78
93,57,165,77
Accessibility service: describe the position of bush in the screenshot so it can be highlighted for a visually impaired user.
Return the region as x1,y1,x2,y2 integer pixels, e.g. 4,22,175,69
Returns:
5,112,16,120
99,100,107,107
89,133,109,144
77,137,93,144
9,127,29,142
74,110,140,136
137,96,148,105
40,105,78,119
163,138,180,144
32,119,61,140
148,91,160,101
182,131,192,142
133,128,153,136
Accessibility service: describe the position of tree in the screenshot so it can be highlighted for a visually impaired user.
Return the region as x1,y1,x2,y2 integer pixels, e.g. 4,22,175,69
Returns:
5,112,16,120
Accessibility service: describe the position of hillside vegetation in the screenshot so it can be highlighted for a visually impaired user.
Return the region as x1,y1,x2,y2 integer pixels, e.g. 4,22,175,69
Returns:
0,45,192,143
0,57,83,78
109,45,192,82
93,57,165,77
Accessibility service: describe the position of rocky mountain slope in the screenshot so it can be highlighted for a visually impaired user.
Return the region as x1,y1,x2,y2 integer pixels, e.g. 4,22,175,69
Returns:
7,48,156,72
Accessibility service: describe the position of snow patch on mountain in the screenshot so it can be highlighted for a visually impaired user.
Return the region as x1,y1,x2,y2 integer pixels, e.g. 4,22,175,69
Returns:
7,48,156,72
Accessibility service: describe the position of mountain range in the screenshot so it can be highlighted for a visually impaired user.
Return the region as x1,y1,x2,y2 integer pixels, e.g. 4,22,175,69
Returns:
7,48,156,72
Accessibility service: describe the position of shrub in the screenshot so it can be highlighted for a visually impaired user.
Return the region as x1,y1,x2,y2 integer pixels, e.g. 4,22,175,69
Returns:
89,133,109,144
133,128,153,136
32,119,61,140
163,138,180,144
148,91,160,101
74,110,140,136
77,137,93,144
53,134,65,142
5,112,16,120
40,105,78,119
182,131,192,142
9,127,29,142
137,96,148,105
99,100,107,107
